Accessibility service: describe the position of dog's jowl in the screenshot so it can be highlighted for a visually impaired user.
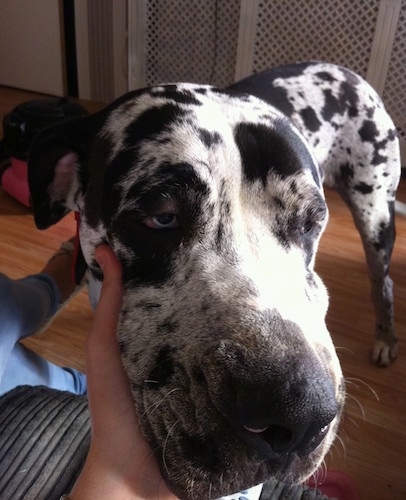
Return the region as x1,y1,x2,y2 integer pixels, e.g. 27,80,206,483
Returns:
28,62,400,498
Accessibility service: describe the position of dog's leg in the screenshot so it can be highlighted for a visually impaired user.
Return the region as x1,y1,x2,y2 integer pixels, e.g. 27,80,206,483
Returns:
334,149,399,366
346,194,397,365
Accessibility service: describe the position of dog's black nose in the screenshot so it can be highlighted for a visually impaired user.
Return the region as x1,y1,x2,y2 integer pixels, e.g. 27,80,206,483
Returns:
231,374,337,456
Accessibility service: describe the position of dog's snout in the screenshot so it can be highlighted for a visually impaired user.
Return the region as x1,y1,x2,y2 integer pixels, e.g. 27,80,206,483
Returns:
232,376,337,456
203,337,338,458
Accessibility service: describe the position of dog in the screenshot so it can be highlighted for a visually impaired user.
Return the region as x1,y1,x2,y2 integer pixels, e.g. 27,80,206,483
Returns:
28,62,399,498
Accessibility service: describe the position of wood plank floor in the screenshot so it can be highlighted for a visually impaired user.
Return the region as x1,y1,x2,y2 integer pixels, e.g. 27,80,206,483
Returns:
1,86,405,499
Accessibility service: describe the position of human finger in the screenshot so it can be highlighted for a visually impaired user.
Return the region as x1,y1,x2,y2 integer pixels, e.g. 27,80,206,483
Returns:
85,245,137,441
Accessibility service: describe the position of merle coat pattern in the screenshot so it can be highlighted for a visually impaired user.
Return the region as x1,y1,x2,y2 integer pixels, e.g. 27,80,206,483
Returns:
28,62,399,499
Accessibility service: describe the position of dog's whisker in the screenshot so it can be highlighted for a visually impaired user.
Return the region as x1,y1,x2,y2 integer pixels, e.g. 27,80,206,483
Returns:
345,377,379,400
143,379,160,385
345,393,366,420
345,414,361,429
313,459,327,485
208,480,213,500
329,435,347,458
189,477,196,500
319,459,328,484
334,432,347,457
309,469,318,488
133,440,162,474
335,345,354,355
218,472,224,493
327,439,338,457
162,419,180,478
141,387,182,419
345,393,366,421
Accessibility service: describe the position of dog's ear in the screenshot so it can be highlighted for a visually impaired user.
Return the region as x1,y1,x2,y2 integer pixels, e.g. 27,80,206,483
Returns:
28,114,104,229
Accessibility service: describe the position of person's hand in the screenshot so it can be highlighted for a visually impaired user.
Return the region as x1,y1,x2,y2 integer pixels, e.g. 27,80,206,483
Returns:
70,245,178,500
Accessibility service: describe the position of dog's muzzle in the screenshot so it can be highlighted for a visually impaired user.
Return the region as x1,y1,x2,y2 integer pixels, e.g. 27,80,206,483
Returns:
201,321,338,460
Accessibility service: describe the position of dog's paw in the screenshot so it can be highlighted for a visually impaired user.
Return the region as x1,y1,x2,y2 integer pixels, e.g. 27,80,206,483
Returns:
372,339,398,367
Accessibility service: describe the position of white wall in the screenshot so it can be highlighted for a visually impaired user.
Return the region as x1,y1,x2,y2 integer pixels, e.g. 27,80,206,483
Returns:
0,0,65,95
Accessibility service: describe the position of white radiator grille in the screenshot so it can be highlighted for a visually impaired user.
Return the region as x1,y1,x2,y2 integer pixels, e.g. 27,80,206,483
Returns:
145,0,240,87
129,0,405,160
252,0,380,78
382,1,406,141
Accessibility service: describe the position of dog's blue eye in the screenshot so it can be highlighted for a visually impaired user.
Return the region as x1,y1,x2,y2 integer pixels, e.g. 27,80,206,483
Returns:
145,213,179,229
301,220,315,234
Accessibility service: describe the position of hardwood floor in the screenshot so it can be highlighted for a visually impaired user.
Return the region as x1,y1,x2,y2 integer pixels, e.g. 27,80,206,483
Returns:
318,184,406,500
1,86,405,499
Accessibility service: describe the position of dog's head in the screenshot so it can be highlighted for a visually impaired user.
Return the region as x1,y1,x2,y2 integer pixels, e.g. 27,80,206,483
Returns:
29,84,344,498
